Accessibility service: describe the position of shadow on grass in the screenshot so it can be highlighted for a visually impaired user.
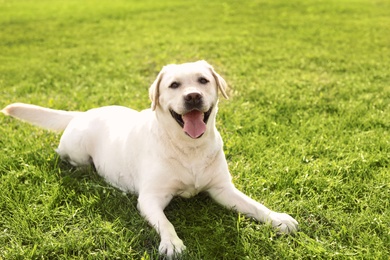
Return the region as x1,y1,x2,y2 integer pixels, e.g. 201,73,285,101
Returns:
47,158,287,259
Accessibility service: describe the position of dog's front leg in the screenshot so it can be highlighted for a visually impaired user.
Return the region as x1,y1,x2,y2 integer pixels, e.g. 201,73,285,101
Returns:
137,193,186,258
208,183,298,233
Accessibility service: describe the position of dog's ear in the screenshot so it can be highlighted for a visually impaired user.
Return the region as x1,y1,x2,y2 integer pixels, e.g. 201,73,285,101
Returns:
198,60,229,99
211,67,229,99
149,68,165,111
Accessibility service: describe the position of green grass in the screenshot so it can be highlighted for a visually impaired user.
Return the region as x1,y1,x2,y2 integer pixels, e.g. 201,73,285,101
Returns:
1,0,389,259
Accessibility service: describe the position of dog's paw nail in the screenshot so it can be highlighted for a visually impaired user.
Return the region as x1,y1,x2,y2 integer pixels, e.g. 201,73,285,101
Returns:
159,238,186,258
270,212,299,234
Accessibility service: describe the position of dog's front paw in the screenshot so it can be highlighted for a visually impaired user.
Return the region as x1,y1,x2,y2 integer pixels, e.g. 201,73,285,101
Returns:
159,237,186,259
269,211,298,234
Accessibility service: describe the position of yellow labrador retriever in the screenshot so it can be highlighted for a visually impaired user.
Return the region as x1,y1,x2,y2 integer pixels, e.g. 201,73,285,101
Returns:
2,60,298,258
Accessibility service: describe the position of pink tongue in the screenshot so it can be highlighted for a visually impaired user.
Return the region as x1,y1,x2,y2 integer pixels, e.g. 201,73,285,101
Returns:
182,110,206,138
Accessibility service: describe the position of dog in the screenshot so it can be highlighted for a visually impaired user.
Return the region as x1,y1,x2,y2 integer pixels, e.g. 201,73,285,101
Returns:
2,60,298,258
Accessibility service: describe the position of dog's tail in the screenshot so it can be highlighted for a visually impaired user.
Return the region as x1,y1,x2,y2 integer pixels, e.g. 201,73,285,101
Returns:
2,103,82,131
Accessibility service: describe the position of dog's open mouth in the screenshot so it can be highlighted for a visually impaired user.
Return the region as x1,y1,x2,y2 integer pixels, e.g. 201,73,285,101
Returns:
170,107,213,139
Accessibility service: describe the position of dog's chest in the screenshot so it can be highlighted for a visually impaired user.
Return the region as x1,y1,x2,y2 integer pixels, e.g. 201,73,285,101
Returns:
164,141,222,198
171,158,216,198
176,174,208,198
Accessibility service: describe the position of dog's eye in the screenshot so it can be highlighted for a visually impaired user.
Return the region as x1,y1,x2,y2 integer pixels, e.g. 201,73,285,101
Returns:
169,82,181,89
198,77,209,84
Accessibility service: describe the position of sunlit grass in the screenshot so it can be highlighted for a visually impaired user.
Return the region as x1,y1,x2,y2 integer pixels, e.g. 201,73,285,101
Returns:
1,0,389,259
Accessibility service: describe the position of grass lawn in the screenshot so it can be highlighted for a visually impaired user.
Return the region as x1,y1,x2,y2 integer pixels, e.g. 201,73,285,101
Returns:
1,0,389,259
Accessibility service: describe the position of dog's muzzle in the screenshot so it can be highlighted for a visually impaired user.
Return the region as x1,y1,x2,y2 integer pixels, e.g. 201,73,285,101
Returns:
169,106,213,139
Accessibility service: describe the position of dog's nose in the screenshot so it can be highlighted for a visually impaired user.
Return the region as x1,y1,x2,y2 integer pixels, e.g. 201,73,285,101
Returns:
184,92,203,110
184,92,202,104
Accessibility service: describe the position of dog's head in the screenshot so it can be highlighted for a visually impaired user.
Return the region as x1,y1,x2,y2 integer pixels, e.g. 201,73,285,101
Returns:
149,60,228,139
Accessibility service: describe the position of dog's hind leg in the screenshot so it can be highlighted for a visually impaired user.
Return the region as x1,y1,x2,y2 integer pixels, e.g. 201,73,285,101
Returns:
56,147,92,166
55,128,93,167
